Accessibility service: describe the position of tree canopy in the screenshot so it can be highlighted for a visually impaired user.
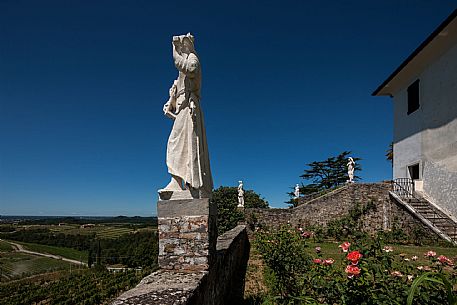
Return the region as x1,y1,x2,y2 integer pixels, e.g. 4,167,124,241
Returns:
386,142,393,167
212,186,268,235
287,151,362,207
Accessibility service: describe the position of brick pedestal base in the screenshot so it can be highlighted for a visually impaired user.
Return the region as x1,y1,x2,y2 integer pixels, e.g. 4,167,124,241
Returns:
157,198,217,272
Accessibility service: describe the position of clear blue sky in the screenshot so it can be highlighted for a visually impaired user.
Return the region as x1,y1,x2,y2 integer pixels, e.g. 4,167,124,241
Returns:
1,1,455,216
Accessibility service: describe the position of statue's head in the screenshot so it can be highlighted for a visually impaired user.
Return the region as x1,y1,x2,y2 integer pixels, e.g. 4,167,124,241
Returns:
348,157,354,162
181,33,195,54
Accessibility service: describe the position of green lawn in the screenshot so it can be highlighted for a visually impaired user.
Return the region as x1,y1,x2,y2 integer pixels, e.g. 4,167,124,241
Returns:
17,242,88,262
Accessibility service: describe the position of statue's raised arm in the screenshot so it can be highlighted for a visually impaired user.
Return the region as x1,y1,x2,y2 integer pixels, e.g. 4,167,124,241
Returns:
172,34,199,78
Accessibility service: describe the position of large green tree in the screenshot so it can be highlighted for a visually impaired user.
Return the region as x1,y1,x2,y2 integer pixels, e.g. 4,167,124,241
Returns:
212,186,268,235
287,151,362,207
386,142,393,167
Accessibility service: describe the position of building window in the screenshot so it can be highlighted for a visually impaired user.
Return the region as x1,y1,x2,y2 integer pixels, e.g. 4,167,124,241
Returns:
407,79,420,114
408,163,420,180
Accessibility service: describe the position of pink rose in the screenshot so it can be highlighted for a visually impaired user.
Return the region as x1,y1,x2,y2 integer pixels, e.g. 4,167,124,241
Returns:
323,258,335,266
424,251,437,257
345,265,361,278
438,255,454,266
382,246,394,253
301,231,312,238
339,241,351,252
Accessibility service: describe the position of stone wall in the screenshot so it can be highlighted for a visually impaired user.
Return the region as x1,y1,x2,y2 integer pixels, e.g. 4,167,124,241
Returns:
245,207,292,230
292,183,391,232
157,199,217,272
206,225,250,304
247,183,438,239
111,225,250,305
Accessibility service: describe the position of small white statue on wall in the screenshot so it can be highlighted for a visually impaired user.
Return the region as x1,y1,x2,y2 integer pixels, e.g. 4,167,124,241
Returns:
294,184,300,199
347,157,355,183
237,181,245,208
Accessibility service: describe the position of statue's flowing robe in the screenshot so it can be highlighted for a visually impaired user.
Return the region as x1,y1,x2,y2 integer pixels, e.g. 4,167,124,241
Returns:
166,51,213,193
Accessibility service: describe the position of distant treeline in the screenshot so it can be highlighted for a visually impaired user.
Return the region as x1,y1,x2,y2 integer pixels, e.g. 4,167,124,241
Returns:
12,216,158,227
0,226,16,232
89,231,158,267
2,229,94,251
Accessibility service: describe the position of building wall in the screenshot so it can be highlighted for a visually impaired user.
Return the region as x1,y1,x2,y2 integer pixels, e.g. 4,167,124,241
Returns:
392,42,457,216
423,160,457,217
393,133,422,179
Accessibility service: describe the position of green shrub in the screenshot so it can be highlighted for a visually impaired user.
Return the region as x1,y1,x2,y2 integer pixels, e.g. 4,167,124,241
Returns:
255,225,311,302
255,226,456,305
212,186,268,235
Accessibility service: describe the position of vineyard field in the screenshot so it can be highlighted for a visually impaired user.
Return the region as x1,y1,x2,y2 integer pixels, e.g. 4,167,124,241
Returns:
0,240,13,252
0,268,150,305
0,252,76,281
9,224,140,239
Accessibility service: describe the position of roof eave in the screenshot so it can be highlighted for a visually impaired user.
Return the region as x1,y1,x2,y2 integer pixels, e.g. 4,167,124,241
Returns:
372,8,457,97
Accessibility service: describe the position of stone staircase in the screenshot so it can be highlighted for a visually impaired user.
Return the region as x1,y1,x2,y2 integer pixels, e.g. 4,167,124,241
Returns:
407,197,457,240
390,178,457,244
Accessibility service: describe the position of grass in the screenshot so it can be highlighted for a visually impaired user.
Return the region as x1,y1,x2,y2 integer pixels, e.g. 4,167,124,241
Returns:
0,240,13,252
0,252,75,281
17,242,88,262
244,246,268,298
306,241,457,265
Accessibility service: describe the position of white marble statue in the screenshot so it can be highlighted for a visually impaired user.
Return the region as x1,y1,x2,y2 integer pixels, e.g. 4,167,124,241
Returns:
347,157,355,183
159,33,213,199
237,181,245,208
294,184,300,199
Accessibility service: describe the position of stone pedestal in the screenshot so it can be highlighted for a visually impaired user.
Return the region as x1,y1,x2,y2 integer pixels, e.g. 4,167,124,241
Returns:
157,198,217,272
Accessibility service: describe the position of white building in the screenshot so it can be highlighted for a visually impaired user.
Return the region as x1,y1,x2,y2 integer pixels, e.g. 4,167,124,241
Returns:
373,9,457,218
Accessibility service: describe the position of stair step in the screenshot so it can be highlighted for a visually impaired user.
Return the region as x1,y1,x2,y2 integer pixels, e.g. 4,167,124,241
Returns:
410,204,430,207
426,216,451,220
442,230,457,235
427,220,454,224
415,210,443,215
410,200,427,203
412,208,434,212
435,223,457,228
416,212,436,215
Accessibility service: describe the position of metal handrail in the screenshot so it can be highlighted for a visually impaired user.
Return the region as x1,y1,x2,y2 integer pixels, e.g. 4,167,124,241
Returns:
392,179,457,241
393,178,414,198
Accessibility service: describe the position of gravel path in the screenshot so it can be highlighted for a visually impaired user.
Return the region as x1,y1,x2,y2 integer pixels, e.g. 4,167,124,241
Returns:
2,239,87,266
